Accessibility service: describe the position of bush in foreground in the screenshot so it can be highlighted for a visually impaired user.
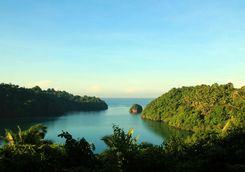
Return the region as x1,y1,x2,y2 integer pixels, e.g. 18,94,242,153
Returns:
0,124,244,172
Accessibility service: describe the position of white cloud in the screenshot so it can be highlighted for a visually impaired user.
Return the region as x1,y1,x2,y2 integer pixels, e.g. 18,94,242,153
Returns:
124,87,138,94
86,85,102,93
27,80,52,89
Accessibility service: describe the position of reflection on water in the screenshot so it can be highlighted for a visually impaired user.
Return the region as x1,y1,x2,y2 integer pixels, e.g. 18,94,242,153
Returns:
142,119,191,141
0,116,59,146
0,116,58,135
0,98,191,152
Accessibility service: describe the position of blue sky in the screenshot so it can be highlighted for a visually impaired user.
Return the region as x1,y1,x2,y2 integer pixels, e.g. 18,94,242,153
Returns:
0,0,244,97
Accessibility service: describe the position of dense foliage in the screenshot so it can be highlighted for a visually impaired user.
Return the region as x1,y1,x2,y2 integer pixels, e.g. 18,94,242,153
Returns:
0,83,108,117
0,124,244,172
142,83,245,131
0,83,244,171
129,104,143,114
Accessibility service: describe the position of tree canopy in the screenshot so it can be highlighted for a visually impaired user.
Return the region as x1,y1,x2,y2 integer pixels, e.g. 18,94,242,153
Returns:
0,83,108,117
142,83,245,131
0,124,244,172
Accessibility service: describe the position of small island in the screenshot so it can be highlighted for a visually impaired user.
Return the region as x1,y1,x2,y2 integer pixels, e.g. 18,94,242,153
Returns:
129,104,143,114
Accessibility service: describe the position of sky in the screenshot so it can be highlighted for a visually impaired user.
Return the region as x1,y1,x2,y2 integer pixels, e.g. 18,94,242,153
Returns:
0,0,245,98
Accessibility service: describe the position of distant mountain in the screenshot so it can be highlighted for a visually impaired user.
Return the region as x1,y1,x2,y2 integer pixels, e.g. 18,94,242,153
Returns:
0,83,108,117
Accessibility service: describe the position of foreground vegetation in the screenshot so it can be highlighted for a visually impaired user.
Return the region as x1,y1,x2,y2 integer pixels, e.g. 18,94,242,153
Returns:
0,83,244,171
142,83,245,131
0,83,108,117
0,124,244,172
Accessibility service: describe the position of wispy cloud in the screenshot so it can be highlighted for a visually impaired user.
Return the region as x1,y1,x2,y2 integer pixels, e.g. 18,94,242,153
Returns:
27,80,52,89
124,87,139,94
86,85,102,93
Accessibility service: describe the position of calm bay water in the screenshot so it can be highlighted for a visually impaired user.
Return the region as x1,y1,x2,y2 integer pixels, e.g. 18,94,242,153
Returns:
0,98,189,152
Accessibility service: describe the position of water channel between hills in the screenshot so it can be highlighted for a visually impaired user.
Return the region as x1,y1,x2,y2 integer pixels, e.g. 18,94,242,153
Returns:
0,98,190,152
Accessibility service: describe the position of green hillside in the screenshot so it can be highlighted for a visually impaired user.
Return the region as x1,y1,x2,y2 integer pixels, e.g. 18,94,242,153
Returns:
0,83,108,117
142,83,245,131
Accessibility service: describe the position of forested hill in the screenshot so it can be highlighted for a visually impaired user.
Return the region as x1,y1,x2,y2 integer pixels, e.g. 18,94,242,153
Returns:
142,83,245,131
0,83,108,117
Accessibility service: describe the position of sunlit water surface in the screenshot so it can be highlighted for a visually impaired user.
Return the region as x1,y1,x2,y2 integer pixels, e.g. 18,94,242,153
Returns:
0,98,190,152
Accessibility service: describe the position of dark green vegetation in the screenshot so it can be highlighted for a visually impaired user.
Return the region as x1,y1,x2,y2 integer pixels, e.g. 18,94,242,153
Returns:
142,83,245,131
0,83,108,117
0,83,244,171
129,104,143,114
0,124,244,172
